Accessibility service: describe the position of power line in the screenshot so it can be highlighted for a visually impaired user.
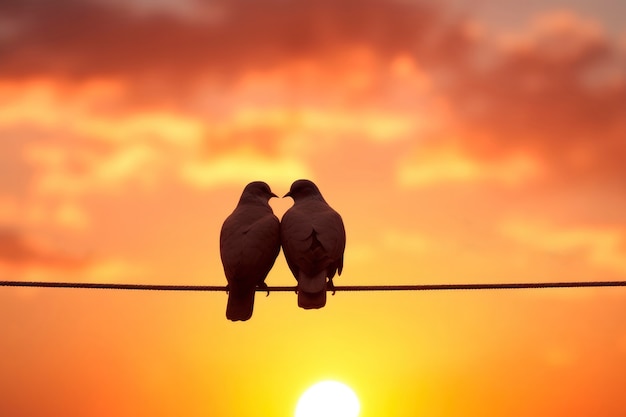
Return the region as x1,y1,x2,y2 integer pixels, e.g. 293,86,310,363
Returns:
1,280,626,292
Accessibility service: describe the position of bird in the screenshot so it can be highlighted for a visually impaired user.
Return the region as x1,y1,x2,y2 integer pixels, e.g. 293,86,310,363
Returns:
281,179,346,309
220,181,281,321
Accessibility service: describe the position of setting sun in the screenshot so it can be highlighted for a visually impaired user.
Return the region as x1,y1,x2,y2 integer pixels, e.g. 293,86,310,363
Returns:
295,381,360,417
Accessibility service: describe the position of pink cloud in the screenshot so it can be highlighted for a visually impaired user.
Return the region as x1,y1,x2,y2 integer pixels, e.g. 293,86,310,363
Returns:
500,219,626,276
497,10,607,64
0,229,89,269
427,10,626,185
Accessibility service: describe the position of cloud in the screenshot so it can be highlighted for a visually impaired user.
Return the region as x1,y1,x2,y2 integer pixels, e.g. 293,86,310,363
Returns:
75,112,205,145
0,79,206,144
0,76,427,204
0,80,306,196
443,10,626,184
92,0,203,19
497,10,606,63
500,219,626,276
0,228,88,269
0,0,469,80
0,228,147,284
225,105,417,143
3,3,625,232
397,144,542,187
0,194,88,230
25,143,165,196
390,9,626,191
180,150,312,188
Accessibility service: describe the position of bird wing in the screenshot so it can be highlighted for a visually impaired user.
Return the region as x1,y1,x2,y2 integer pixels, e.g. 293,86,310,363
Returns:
280,206,313,279
281,200,345,279
309,204,345,277
220,207,280,288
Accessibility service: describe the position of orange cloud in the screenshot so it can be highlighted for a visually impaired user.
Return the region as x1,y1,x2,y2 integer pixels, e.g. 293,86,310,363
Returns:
0,78,129,129
76,112,205,145
497,10,606,62
0,194,86,231
0,228,147,285
180,149,312,188
25,143,164,196
0,229,88,269
226,106,416,143
0,79,205,144
437,10,626,185
398,145,542,187
500,219,626,276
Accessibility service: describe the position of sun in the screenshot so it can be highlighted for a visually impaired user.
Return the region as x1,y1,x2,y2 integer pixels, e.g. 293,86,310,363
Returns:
295,380,360,417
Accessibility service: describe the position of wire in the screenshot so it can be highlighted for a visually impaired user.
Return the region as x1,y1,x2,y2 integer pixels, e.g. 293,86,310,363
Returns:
1,280,626,292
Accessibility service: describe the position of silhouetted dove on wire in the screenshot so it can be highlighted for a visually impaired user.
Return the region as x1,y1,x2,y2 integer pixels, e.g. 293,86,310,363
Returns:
220,182,281,321
281,179,346,309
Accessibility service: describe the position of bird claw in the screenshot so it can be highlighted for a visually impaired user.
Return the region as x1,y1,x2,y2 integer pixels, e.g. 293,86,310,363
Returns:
327,279,336,295
225,284,230,295
258,282,270,297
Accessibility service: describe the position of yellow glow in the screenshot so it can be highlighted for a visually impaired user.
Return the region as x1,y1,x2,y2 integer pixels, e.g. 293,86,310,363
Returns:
500,220,626,274
295,381,360,417
399,146,542,186
180,149,312,188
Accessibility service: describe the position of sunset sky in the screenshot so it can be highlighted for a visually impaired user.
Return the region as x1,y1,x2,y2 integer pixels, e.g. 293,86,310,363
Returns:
1,0,626,416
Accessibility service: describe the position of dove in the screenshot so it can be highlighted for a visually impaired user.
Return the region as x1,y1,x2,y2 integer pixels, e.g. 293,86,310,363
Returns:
281,179,346,309
220,181,281,321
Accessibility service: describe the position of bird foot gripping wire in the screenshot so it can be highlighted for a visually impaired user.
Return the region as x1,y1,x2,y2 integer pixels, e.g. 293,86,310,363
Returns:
258,282,270,297
327,279,336,295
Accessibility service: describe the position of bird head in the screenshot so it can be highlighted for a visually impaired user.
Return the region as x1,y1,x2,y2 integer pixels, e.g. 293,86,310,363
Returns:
283,179,324,201
239,181,278,204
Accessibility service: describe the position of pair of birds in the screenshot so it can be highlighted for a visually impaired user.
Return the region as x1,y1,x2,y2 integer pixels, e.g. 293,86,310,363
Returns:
220,179,346,321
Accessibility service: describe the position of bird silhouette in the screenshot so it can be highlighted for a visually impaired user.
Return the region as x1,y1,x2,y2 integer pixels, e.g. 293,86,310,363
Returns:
281,179,346,309
220,181,281,321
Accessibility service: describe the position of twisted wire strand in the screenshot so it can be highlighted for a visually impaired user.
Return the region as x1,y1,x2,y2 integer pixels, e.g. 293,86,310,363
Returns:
1,280,626,292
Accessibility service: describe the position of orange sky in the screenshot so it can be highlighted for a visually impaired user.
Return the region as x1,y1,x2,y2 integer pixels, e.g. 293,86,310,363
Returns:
1,0,626,416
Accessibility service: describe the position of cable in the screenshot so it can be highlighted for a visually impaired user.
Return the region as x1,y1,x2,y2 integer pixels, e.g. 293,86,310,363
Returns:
1,280,626,292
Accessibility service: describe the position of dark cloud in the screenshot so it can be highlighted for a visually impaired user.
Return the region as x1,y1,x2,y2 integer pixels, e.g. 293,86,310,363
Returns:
0,228,89,269
0,0,471,81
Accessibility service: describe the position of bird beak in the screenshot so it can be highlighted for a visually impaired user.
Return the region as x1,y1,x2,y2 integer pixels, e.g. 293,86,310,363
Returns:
270,192,278,199
283,191,292,198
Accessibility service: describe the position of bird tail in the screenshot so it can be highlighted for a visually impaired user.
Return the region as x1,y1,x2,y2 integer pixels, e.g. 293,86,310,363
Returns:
226,289,255,321
297,270,327,309
298,289,326,309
